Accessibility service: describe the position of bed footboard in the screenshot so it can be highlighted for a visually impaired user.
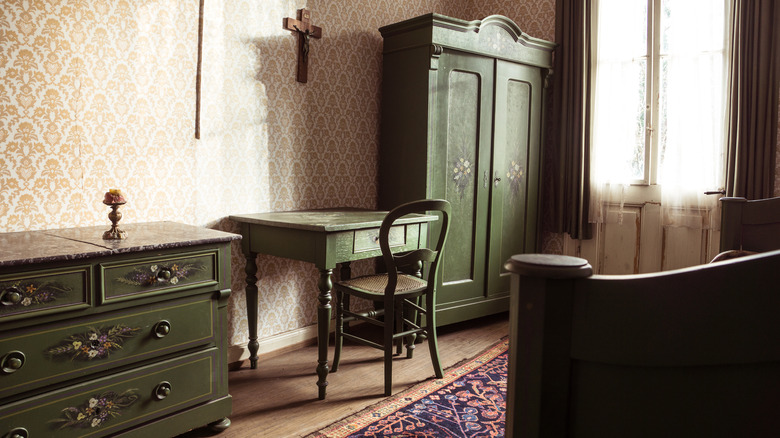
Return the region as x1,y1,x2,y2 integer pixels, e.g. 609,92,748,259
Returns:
505,250,780,437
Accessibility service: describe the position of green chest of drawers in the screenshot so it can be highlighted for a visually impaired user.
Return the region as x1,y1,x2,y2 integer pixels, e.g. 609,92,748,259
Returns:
0,222,239,438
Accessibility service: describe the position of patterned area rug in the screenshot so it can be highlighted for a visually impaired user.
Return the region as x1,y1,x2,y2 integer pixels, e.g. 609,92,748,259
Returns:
307,338,508,438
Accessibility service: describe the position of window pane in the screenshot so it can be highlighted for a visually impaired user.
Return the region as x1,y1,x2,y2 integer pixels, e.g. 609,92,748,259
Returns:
661,0,726,55
658,0,727,187
597,0,647,58
592,0,648,183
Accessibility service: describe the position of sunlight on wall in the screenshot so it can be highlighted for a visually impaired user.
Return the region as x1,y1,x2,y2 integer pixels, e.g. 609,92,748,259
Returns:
194,0,286,226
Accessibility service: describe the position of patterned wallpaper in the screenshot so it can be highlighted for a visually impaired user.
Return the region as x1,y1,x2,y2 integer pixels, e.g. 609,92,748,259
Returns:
1,0,776,352
0,0,556,351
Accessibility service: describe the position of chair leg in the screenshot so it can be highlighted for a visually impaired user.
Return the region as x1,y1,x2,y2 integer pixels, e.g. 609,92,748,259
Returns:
425,294,443,379
405,297,419,359
384,303,394,396
342,294,351,334
340,263,352,336
395,300,404,356
332,289,344,372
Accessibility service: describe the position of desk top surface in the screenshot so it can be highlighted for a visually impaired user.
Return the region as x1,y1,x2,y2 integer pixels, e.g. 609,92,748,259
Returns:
230,208,437,232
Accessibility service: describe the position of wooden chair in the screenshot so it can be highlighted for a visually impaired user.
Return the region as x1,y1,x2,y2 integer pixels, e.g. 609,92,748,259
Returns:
331,199,451,396
719,196,780,252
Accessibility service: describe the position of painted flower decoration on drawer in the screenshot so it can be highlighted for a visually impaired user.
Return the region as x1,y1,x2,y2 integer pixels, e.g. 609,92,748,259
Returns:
116,261,207,287
452,157,473,194
50,389,139,430
0,280,71,310
45,324,141,360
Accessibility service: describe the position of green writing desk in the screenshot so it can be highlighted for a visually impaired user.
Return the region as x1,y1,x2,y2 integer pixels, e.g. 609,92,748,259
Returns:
229,209,436,400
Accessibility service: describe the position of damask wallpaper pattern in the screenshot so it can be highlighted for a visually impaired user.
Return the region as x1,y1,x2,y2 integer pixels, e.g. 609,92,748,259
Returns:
0,0,555,351
1,0,775,354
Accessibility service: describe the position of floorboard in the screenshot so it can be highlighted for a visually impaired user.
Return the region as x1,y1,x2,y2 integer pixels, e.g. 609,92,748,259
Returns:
177,312,509,438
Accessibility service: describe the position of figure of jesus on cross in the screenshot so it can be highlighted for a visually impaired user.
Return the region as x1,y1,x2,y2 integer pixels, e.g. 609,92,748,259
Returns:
283,8,322,83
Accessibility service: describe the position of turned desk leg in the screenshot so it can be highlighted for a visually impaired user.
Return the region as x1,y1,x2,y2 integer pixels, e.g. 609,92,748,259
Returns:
244,252,260,369
316,268,333,400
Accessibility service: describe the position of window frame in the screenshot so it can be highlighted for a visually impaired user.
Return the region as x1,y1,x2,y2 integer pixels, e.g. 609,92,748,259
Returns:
591,0,729,190
646,0,660,186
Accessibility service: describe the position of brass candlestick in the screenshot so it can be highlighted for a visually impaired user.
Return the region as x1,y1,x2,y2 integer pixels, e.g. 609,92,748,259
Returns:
103,202,128,240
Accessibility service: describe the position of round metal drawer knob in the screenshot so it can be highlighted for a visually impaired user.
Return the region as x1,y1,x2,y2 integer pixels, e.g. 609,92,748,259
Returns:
154,381,172,400
1,287,23,306
1,351,25,374
156,268,173,282
7,427,29,438
153,320,172,338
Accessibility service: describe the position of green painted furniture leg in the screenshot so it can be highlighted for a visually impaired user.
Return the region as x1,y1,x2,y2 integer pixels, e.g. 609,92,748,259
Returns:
244,252,260,369
316,268,333,400
208,417,232,432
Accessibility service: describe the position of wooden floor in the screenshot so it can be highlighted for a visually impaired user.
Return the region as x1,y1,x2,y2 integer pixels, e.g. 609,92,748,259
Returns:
177,312,509,438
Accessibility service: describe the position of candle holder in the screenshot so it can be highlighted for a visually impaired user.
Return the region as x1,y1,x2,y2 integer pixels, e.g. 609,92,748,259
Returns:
103,201,128,240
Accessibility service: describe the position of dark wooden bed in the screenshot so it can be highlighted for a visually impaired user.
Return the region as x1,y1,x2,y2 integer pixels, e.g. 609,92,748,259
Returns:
504,196,780,437
719,196,780,252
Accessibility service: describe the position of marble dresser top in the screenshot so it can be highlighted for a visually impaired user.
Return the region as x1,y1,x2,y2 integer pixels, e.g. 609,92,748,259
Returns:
0,222,240,267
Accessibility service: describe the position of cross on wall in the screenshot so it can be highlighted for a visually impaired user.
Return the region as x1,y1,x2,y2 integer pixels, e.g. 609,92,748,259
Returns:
283,8,323,83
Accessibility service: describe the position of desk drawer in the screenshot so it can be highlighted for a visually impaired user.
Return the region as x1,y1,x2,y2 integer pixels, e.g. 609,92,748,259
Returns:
0,349,219,438
0,296,216,400
353,225,408,253
100,250,219,303
0,267,91,321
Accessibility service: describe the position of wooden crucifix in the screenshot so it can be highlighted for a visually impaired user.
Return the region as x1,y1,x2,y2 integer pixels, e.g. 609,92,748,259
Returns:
283,8,323,83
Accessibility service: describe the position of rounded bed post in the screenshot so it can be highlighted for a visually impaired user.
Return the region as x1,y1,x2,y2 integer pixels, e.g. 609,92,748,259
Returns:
718,196,747,251
504,254,593,438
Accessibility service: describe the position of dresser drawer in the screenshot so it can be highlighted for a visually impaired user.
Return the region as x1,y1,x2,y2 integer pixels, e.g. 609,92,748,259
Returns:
0,348,221,438
0,267,91,321
0,296,216,400
100,250,219,303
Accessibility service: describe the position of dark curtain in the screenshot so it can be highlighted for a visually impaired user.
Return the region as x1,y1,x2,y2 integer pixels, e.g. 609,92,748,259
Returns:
548,0,592,239
725,0,780,199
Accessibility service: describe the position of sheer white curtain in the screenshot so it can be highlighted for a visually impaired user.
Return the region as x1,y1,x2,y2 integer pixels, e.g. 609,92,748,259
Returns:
589,0,730,229
589,0,647,224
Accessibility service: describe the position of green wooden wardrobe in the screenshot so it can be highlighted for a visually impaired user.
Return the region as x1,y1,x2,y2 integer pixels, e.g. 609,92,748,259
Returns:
378,13,555,325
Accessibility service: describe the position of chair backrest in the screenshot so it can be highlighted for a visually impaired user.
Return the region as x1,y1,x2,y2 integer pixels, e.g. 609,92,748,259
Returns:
379,199,451,297
720,196,780,252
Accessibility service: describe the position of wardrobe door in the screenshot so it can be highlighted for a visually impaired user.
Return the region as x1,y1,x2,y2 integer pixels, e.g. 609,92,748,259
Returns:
430,51,494,316
486,59,544,297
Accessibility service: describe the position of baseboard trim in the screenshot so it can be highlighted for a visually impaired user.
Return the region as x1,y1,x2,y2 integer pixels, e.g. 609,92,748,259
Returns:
228,323,320,366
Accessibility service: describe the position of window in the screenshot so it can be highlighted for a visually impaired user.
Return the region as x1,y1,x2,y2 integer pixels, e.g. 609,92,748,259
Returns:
590,0,730,191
